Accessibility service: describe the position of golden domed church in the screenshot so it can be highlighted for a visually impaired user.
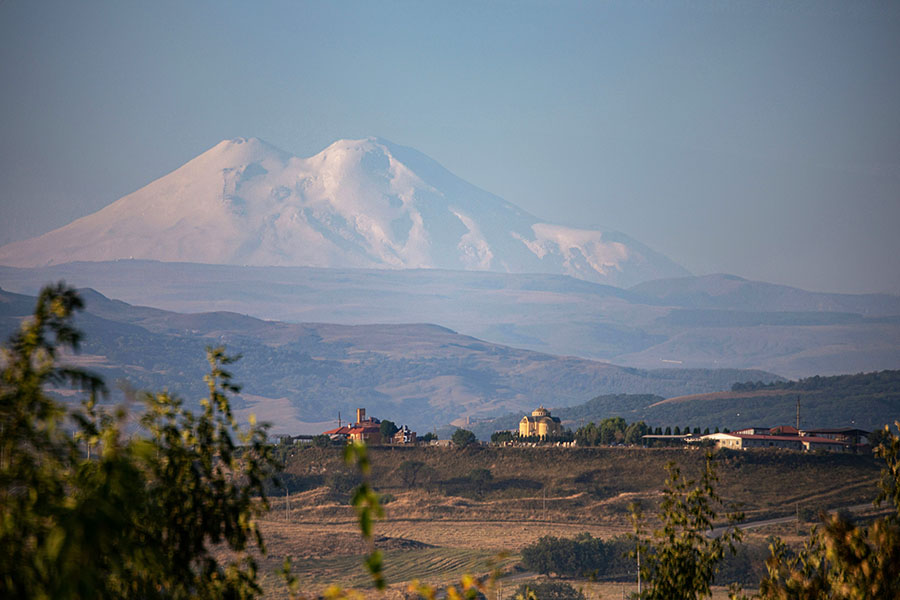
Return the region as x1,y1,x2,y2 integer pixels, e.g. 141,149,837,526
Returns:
519,406,562,438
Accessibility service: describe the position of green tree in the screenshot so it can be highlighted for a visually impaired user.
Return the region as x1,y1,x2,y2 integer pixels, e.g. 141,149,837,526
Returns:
0,284,277,599
420,432,437,443
600,416,627,445
630,452,744,600
452,428,478,448
575,422,600,446
625,421,650,445
379,419,399,441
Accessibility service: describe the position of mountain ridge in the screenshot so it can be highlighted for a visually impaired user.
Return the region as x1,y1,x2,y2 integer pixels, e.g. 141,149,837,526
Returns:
631,273,900,316
0,285,781,435
2,261,899,379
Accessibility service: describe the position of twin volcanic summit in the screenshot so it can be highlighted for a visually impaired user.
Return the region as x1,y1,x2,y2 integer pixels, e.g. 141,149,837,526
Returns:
0,137,687,287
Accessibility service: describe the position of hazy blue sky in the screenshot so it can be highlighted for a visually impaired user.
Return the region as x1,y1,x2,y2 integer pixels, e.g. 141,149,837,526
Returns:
1,0,898,294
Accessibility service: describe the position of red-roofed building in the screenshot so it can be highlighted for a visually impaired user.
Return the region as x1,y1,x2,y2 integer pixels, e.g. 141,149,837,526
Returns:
770,425,800,436
803,428,870,447
322,425,352,441
320,408,421,445
348,424,382,444
801,436,846,452
321,408,385,444
322,426,351,436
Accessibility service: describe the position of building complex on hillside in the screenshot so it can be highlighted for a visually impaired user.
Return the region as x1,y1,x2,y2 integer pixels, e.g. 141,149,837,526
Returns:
321,408,416,445
697,426,869,453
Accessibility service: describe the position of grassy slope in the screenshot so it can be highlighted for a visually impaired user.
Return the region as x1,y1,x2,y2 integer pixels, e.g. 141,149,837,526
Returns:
281,445,882,523
255,445,881,596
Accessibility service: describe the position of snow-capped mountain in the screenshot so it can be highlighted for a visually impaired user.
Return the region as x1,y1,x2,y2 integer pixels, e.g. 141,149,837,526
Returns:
0,137,689,286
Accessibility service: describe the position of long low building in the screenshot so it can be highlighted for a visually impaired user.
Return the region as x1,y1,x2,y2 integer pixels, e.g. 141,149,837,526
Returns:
702,432,849,452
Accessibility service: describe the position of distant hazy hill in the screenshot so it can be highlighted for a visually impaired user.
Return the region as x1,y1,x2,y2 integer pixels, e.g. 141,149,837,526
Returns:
2,262,899,379
463,371,900,439
632,273,900,316
0,287,778,436
0,137,687,288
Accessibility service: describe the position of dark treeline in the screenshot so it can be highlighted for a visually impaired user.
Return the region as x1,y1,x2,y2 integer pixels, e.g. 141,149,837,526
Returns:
571,418,714,446
521,533,634,579
732,369,900,393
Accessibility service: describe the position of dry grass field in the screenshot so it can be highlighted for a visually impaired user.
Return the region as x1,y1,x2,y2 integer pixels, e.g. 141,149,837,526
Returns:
250,445,883,597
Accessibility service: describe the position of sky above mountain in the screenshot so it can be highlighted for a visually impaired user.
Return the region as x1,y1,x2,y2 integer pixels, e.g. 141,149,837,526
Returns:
1,1,899,294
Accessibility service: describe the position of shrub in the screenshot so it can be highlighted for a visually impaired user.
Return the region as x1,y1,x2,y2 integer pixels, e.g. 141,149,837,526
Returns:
326,469,362,502
468,467,493,497
508,580,586,600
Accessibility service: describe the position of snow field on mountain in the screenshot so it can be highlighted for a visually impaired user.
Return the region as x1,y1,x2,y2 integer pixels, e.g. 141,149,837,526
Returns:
0,136,689,287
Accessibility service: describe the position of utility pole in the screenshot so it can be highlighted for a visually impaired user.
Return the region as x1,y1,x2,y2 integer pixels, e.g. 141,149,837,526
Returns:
796,396,800,431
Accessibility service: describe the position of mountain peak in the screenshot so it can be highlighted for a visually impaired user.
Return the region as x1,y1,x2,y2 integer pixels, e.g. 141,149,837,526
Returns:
197,136,292,167
0,136,689,286
313,137,400,168
323,136,395,149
